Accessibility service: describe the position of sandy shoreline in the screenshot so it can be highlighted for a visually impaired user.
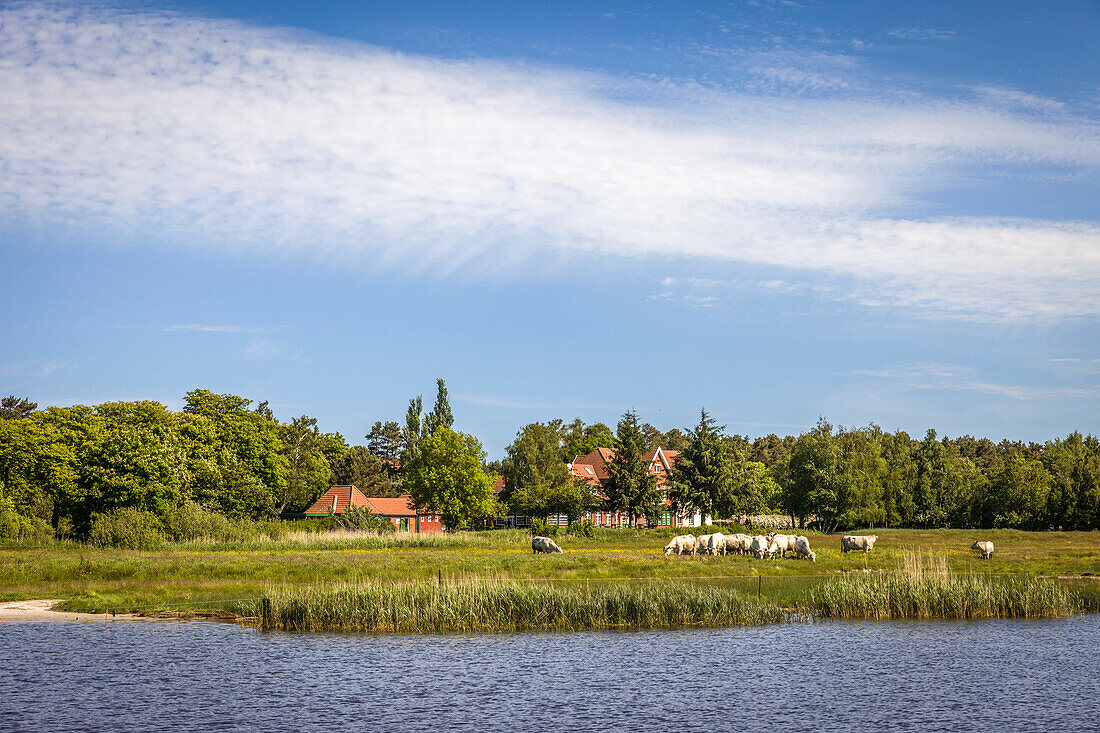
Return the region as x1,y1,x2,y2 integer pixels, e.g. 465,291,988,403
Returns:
0,599,146,622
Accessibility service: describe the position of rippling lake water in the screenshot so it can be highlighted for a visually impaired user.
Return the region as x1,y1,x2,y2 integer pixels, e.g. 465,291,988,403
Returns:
2,616,1098,731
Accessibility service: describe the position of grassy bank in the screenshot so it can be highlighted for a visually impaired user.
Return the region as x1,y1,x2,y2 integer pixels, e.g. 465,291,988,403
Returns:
248,579,786,633
810,552,1078,620
0,527,1095,623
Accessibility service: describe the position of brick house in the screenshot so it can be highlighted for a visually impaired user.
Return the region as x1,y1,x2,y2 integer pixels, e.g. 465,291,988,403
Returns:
304,486,443,533
568,447,708,528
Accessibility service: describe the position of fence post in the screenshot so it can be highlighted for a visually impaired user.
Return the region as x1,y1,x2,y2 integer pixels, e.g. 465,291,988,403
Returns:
261,598,271,630
758,575,762,599
438,568,442,587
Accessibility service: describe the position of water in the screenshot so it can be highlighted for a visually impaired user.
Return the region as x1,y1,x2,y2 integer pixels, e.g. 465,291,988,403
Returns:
1,616,1098,731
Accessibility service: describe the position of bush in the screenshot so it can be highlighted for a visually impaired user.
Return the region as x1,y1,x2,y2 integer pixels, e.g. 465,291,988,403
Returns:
567,519,594,538
88,508,165,549
163,502,234,542
0,495,52,543
334,505,396,533
529,518,557,537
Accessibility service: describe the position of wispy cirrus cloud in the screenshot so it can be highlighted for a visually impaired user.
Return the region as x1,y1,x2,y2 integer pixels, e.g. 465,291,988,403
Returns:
853,362,1100,401
0,359,68,378
1,4,1098,321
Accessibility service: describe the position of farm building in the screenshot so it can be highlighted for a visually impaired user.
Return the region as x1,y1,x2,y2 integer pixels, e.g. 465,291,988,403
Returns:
303,486,443,533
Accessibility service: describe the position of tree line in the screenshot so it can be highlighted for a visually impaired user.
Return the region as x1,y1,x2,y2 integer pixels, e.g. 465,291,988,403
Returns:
500,410,1100,532
2,388,1098,539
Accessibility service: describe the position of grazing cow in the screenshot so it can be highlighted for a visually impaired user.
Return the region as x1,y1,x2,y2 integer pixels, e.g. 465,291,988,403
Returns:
705,532,726,556
841,535,879,553
696,535,714,556
532,536,563,554
791,536,817,562
664,534,697,557
724,533,752,556
750,535,770,559
971,540,994,559
766,533,800,558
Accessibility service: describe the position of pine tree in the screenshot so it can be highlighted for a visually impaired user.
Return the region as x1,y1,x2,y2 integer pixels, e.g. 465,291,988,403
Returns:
605,410,660,525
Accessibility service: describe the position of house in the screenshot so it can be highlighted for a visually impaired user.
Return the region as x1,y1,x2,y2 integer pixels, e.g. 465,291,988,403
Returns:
568,447,708,528
303,486,443,533
484,475,532,529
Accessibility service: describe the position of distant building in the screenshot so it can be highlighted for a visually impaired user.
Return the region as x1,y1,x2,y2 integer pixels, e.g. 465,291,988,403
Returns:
304,485,443,533
568,447,708,528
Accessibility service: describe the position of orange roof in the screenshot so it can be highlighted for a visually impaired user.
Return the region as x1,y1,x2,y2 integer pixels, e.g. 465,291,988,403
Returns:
568,446,679,484
362,493,418,517
304,485,370,515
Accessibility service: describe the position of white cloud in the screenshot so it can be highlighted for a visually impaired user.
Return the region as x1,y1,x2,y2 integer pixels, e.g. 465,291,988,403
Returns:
887,28,956,41
854,363,1100,401
1,5,1098,321
244,339,282,361
0,360,67,378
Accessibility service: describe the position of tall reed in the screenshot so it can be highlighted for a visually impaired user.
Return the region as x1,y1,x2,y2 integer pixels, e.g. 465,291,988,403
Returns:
810,550,1077,620
250,579,785,633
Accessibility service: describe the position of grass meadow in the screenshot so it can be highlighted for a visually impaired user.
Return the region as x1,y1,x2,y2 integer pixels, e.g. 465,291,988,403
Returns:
1,527,1096,626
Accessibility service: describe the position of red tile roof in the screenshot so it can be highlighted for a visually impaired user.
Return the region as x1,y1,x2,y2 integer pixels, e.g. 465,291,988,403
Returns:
568,446,679,484
362,493,418,517
304,485,371,515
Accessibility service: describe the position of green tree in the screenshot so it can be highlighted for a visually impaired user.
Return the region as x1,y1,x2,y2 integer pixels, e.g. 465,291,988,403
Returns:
503,422,595,521
182,389,288,518
560,419,614,461
1041,432,1100,530
423,378,454,435
0,417,75,528
879,430,917,527
667,409,733,520
783,419,837,530
914,430,981,528
278,415,340,514
605,410,661,525
1,396,37,420
403,427,498,530
403,395,424,460
983,451,1052,529
331,446,397,497
366,420,403,466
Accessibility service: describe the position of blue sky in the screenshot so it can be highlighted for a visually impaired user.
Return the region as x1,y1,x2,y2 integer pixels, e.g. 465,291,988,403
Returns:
2,0,1098,456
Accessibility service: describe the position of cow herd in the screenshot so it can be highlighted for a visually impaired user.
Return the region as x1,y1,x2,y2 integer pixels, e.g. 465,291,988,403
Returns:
664,532,818,561
534,532,996,560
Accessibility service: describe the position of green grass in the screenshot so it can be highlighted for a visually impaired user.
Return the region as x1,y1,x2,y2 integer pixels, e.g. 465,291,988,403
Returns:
0,527,1096,624
248,578,786,633
809,551,1079,620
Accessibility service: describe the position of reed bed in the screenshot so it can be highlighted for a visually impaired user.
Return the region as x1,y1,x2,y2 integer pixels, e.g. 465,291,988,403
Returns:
250,579,786,633
810,551,1078,620
178,529,532,552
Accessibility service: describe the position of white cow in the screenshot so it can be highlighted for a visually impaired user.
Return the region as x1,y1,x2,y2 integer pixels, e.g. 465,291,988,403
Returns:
971,540,994,559
766,533,800,558
696,534,714,556
532,536,563,554
705,532,726,556
664,534,697,556
841,535,879,553
724,533,753,555
791,535,817,562
750,535,770,559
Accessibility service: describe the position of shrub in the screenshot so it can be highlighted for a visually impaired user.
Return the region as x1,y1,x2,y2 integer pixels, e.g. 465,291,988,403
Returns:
529,517,557,537
88,508,166,549
334,505,396,533
163,502,234,542
0,495,52,543
567,519,594,538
